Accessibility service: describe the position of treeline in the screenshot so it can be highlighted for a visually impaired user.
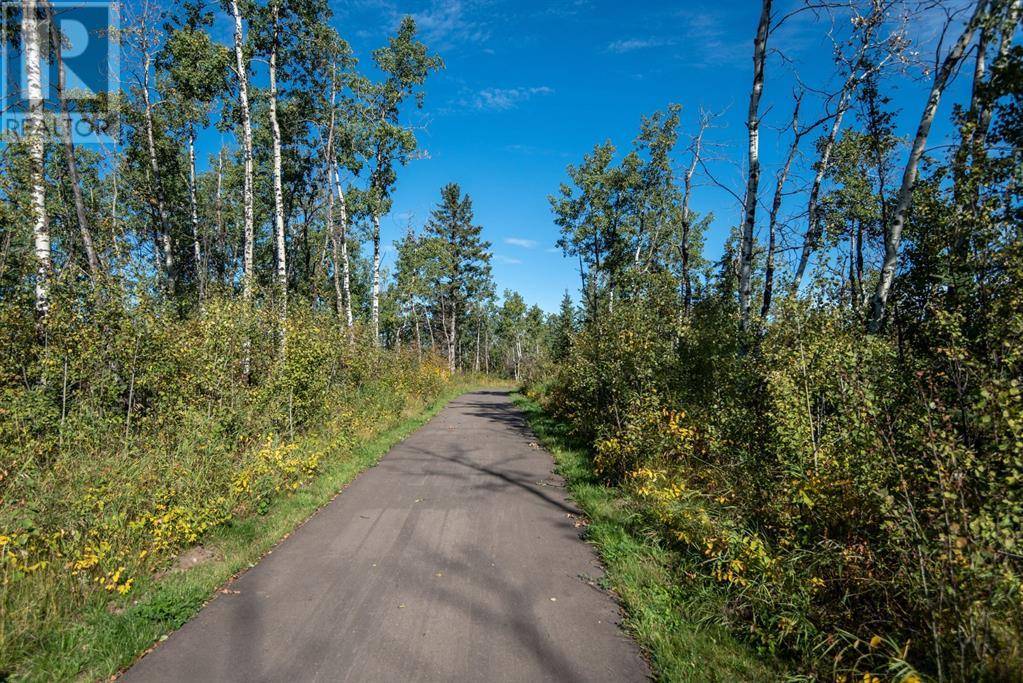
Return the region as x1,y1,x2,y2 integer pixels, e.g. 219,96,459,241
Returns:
534,1,1023,681
0,0,550,371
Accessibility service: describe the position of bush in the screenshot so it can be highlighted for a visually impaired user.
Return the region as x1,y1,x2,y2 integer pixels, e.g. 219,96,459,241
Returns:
536,288,1023,681
0,287,455,672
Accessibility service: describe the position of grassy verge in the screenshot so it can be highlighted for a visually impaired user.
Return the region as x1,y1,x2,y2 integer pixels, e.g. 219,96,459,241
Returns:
14,383,485,682
513,392,780,682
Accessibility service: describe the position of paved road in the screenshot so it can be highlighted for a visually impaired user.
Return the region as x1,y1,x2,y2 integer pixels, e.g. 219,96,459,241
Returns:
123,390,649,682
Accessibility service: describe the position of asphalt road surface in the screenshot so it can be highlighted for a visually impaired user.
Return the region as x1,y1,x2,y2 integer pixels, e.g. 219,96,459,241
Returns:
123,390,649,682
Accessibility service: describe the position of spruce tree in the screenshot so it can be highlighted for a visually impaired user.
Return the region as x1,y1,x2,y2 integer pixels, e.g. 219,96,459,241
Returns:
425,183,493,372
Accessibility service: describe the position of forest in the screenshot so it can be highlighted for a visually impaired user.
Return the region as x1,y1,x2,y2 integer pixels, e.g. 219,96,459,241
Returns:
1,0,1022,681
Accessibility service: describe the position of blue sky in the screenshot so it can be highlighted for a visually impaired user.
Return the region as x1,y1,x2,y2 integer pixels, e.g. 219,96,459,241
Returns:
198,0,974,311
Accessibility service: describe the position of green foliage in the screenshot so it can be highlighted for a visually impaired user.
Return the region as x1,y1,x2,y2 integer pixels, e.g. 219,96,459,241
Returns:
514,392,779,682
536,84,1023,680
0,287,456,677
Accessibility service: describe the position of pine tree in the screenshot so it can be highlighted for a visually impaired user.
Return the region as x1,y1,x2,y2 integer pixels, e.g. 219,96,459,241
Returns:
424,183,492,372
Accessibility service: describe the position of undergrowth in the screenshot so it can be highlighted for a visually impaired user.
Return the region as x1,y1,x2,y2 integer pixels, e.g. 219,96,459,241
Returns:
513,391,779,683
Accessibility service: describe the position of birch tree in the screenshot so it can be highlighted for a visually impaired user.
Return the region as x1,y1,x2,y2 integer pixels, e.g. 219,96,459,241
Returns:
866,0,989,332
793,0,905,289
737,0,771,330
263,0,288,343
316,27,357,338
162,10,229,304
23,0,50,320
360,17,441,345
227,0,255,305
131,6,176,294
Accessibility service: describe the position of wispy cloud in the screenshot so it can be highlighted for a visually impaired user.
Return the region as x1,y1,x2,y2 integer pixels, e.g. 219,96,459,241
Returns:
412,0,491,48
471,86,554,111
351,0,491,50
504,237,538,248
671,9,748,69
495,255,523,265
607,37,672,53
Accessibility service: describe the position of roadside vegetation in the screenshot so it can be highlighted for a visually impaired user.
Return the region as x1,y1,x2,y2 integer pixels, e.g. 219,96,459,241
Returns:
515,392,779,682
523,2,1023,680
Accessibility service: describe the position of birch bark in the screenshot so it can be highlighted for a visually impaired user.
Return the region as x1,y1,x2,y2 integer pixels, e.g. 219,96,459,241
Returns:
867,1,988,332
268,2,287,346
24,0,50,320
738,0,771,330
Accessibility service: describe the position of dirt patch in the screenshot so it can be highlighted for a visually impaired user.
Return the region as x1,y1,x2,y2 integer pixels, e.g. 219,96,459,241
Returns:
155,546,222,578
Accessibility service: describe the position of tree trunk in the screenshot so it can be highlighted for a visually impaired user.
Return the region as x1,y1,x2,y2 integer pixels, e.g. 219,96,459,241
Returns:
230,0,254,306
230,0,254,379
371,212,381,346
142,52,173,294
412,301,422,360
854,220,864,309
761,96,802,318
51,14,100,278
331,163,355,340
866,1,988,332
188,130,204,304
215,147,225,283
448,302,457,373
738,0,771,330
680,118,707,313
474,316,481,373
324,114,341,317
268,3,287,353
791,0,893,289
976,1,1021,152
793,88,850,288
24,0,49,322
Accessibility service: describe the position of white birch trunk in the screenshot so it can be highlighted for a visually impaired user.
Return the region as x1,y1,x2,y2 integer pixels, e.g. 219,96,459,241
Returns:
142,52,173,293
866,1,988,332
793,2,893,288
230,0,254,379
793,91,850,288
268,3,287,347
215,147,225,282
371,212,381,346
24,0,49,320
230,0,254,305
761,97,802,318
738,0,771,330
188,131,203,303
332,164,355,338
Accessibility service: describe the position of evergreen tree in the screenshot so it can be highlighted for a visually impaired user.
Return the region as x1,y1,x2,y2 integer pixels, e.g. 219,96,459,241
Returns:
424,183,493,372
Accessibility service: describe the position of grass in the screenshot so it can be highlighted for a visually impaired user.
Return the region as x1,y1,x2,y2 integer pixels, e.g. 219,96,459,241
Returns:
512,391,780,682
12,382,489,682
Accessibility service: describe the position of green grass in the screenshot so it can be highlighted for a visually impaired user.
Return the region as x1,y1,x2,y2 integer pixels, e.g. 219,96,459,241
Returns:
512,392,780,682
12,383,487,682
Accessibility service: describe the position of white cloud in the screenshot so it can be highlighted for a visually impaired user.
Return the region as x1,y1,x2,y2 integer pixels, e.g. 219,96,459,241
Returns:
607,37,671,53
504,237,538,248
472,86,554,111
412,0,491,48
495,255,523,265
351,0,491,50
